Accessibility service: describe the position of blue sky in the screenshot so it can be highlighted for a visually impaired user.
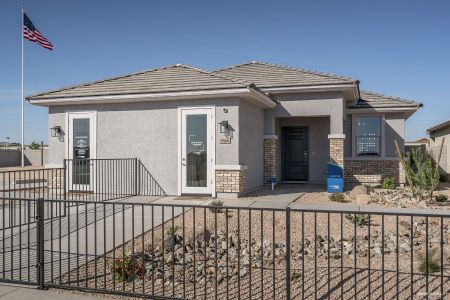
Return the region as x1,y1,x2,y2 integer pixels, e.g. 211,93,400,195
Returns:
1,0,449,143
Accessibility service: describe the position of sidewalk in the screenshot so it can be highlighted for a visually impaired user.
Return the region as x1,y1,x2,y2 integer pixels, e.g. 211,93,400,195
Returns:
0,283,114,299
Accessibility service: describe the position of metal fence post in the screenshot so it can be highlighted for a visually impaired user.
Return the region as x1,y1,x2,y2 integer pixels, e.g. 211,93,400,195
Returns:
40,141,44,166
63,159,67,200
134,158,139,196
36,197,45,289
286,206,291,300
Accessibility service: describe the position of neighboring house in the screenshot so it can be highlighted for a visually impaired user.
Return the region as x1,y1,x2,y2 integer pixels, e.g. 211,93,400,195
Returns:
405,138,429,153
427,120,450,175
27,61,422,198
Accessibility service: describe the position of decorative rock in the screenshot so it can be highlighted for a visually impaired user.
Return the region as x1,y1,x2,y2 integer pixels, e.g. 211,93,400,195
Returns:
350,185,368,200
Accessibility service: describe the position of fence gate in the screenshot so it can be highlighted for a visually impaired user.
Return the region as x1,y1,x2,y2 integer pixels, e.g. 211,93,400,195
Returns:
0,198,44,286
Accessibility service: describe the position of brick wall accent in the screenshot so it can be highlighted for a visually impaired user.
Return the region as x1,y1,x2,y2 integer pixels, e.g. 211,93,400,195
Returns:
215,170,246,193
330,138,344,166
263,138,277,183
344,159,405,186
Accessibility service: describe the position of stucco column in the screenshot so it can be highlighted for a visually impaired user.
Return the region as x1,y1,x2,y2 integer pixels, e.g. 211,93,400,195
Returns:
328,134,345,167
263,135,278,184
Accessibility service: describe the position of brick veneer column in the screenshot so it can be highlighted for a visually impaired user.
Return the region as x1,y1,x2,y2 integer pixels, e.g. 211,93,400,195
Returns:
263,135,278,184
328,134,345,167
215,170,246,193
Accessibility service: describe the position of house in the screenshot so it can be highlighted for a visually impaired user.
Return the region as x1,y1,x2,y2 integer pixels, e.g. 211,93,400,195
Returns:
427,120,450,176
27,61,422,198
405,138,429,153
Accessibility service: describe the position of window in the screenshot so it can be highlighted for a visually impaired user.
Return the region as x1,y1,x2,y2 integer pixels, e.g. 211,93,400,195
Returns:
356,116,381,156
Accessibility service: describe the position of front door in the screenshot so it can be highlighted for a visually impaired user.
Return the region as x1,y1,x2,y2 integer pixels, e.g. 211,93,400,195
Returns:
283,127,308,181
67,112,96,191
180,108,213,194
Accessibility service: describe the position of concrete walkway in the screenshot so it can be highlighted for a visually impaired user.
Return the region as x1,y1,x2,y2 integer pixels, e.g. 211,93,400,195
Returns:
0,283,114,299
0,195,185,283
145,184,315,209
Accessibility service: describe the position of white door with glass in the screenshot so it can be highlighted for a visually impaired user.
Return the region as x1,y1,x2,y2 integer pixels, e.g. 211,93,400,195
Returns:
181,108,213,194
67,112,96,191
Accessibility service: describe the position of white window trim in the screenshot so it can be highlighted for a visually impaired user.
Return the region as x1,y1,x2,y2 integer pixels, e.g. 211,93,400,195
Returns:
351,113,385,159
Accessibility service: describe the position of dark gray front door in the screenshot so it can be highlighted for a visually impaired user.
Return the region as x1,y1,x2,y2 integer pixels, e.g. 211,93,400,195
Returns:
283,127,308,181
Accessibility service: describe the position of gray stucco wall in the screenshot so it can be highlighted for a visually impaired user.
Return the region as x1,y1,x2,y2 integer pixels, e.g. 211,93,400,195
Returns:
239,100,264,191
276,117,330,182
344,116,352,157
48,98,242,195
0,150,21,167
0,149,48,167
385,113,405,157
430,126,450,174
264,92,344,135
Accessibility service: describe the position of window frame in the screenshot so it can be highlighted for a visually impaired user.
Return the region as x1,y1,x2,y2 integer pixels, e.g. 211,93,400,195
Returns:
351,113,385,158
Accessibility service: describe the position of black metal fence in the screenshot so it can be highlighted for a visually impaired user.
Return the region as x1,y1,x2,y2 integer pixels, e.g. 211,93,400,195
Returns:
0,158,166,201
1,197,449,299
0,158,165,229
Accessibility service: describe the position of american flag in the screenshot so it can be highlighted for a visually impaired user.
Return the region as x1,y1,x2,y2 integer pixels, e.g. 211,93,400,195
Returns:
23,13,53,50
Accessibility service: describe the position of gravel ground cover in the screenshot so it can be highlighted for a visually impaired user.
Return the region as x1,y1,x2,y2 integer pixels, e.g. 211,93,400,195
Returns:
55,202,450,299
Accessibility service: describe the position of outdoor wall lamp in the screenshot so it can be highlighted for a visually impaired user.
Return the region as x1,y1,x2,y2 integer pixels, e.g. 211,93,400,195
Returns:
50,126,61,138
219,121,229,133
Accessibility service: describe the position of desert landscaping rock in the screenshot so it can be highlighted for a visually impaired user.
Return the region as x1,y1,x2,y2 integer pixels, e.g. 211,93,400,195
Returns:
349,185,368,200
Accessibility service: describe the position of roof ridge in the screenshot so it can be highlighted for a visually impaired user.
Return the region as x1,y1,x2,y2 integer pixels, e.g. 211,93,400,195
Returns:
26,64,186,99
176,64,251,87
360,90,419,105
215,60,356,82
426,120,450,134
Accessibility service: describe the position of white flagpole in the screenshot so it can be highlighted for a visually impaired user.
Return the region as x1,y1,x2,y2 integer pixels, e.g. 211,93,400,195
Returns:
21,5,24,167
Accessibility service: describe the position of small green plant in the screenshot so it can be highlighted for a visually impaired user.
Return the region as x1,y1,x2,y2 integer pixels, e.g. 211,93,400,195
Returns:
364,184,375,193
345,214,370,226
110,256,145,282
440,173,449,183
166,225,181,236
418,249,441,274
209,199,224,213
434,194,448,203
381,177,396,189
329,193,345,203
291,271,301,281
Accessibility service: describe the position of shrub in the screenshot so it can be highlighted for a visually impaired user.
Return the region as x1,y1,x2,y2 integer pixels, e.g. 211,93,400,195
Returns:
404,148,440,200
345,214,370,226
434,194,448,203
329,193,345,203
418,249,441,274
364,184,375,193
291,271,301,281
208,199,224,213
110,256,145,282
29,141,41,150
440,173,449,183
381,177,396,190
166,225,181,236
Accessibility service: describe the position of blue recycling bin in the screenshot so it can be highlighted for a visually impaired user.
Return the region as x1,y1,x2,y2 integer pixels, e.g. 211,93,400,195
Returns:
327,162,343,193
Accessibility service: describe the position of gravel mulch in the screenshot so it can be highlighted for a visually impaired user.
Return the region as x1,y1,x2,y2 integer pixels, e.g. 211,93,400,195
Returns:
54,203,450,299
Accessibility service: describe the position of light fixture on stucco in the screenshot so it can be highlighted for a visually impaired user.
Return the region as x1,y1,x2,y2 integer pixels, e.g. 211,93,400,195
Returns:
219,121,229,134
50,126,61,138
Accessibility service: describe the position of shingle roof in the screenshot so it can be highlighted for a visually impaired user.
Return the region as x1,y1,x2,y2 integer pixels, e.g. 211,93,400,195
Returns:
350,91,422,109
27,64,250,100
426,120,450,134
214,61,357,88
